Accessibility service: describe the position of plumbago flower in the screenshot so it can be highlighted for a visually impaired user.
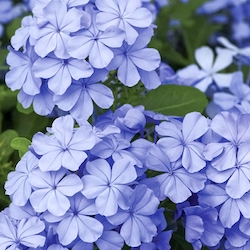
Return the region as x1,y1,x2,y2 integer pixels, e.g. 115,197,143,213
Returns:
5,0,161,119
106,184,160,247
2,108,177,249
144,144,207,203
155,111,208,173
0,211,46,249
31,115,96,171
4,151,39,206
176,45,233,92
81,159,137,216
95,0,153,45
177,203,224,250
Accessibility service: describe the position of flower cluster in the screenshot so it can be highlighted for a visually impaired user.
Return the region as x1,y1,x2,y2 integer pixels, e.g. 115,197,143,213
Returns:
2,103,250,249
5,0,162,119
3,0,250,249
2,106,173,249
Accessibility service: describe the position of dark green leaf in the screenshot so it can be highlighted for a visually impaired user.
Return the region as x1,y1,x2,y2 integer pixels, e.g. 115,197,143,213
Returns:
0,86,17,111
12,109,51,139
0,48,8,66
134,84,208,117
10,137,31,158
171,233,194,250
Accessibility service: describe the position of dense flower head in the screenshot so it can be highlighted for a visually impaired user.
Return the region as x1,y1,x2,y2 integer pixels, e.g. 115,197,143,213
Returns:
4,0,250,249
5,0,161,118
3,104,250,248
2,110,175,249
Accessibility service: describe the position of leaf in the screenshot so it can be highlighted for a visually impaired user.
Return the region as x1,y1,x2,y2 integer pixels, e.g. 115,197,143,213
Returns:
10,137,31,158
171,232,194,250
0,48,8,66
0,129,18,163
0,86,17,111
16,101,34,114
134,84,208,117
12,109,51,139
6,17,23,39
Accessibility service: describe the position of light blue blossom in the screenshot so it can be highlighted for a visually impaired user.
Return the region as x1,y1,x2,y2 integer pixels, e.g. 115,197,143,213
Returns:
31,115,96,171
156,112,208,173
33,53,93,95
81,159,137,216
95,0,152,45
29,168,83,216
107,184,159,247
30,0,83,58
67,10,125,68
5,151,39,206
44,193,103,245
0,213,46,249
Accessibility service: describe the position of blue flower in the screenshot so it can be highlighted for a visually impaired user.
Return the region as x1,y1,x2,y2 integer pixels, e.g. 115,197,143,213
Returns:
33,53,93,95
156,112,208,173
182,205,224,249
0,213,46,249
29,168,83,216
212,71,250,113
30,0,83,58
108,27,161,89
17,80,55,116
32,115,96,171
5,151,39,206
204,112,250,171
95,0,153,45
145,144,207,203
44,193,103,245
81,159,137,216
107,184,159,247
184,46,233,92
53,69,113,120
198,183,250,228
67,9,125,68
6,43,41,95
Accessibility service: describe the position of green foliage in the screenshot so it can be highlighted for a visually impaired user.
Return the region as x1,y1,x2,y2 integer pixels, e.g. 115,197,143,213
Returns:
134,84,208,116
11,137,31,158
0,85,17,112
12,109,51,139
150,0,222,67
6,17,23,40
0,47,8,67
0,129,19,209
16,101,34,114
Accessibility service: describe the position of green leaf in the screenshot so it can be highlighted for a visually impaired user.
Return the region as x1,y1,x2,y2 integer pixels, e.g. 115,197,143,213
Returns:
134,85,208,117
12,109,51,139
171,233,194,250
0,129,18,163
16,101,34,114
0,47,8,66
6,17,23,39
10,137,31,158
0,86,17,111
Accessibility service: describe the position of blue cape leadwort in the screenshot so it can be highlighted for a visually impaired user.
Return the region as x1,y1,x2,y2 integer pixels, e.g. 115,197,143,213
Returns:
6,0,161,119
4,0,250,249
3,106,250,249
